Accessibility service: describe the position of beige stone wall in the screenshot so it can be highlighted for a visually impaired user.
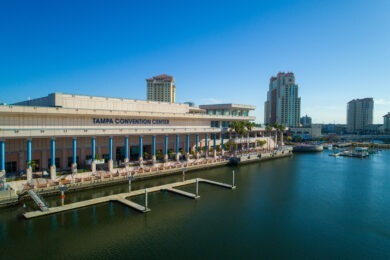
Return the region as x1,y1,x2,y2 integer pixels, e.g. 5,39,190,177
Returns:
56,93,188,113
0,114,210,129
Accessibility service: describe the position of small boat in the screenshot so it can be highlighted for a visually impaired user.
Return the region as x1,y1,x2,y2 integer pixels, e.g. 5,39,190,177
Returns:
340,147,369,158
329,152,340,157
323,144,333,150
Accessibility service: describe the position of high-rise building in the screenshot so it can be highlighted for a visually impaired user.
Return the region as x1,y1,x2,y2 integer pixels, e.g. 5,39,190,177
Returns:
300,115,312,127
384,112,390,133
346,98,374,133
146,74,176,103
264,72,301,127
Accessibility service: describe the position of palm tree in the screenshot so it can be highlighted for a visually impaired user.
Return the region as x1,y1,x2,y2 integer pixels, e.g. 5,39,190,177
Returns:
245,122,256,150
228,121,240,152
265,125,273,151
277,124,286,145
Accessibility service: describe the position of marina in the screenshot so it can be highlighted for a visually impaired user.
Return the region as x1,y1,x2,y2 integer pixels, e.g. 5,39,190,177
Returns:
23,177,236,219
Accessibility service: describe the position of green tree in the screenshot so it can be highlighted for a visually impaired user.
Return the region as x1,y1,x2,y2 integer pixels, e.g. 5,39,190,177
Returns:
27,160,38,171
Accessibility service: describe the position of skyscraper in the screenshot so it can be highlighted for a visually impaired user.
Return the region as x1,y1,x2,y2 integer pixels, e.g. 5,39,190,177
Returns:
264,72,301,127
300,115,312,127
383,112,390,133
346,98,374,133
146,74,176,103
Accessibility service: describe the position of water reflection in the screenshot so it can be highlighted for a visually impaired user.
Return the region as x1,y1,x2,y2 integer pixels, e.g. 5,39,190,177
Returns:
1,151,390,259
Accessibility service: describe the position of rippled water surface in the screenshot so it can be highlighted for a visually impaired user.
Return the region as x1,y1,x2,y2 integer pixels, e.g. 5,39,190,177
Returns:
1,151,389,259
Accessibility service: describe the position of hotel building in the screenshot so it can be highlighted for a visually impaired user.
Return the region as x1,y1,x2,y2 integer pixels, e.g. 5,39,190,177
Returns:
346,98,374,133
146,74,176,103
0,93,257,181
264,72,301,127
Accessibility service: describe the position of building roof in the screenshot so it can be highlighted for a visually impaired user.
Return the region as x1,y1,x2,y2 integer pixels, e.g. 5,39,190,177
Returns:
348,97,374,103
199,103,256,110
146,74,174,82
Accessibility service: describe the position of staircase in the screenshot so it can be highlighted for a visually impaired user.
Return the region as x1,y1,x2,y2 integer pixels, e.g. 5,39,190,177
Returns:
27,190,49,212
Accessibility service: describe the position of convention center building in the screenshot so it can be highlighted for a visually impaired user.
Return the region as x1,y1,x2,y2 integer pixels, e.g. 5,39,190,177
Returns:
0,93,257,181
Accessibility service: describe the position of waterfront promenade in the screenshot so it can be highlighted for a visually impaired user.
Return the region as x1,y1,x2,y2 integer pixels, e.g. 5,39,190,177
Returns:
1,147,292,207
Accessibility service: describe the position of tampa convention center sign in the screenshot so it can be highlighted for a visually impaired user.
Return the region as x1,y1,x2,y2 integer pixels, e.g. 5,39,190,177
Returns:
92,118,170,125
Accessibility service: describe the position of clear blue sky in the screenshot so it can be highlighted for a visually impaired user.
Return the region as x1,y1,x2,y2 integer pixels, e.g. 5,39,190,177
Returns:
1,0,389,124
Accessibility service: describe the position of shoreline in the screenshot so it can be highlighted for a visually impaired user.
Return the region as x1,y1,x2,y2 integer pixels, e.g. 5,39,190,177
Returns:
1,148,293,208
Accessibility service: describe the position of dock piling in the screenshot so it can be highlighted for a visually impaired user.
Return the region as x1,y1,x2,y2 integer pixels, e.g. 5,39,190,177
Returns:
128,176,132,192
145,188,148,211
232,170,235,188
196,178,199,196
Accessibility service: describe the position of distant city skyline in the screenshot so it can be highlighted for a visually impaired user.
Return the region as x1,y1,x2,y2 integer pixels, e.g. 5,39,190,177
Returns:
0,0,389,124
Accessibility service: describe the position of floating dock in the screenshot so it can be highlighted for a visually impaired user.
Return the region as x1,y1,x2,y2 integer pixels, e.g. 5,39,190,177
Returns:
23,178,234,219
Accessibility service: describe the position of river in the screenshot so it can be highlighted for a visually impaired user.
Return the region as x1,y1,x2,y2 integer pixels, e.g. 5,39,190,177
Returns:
1,150,389,259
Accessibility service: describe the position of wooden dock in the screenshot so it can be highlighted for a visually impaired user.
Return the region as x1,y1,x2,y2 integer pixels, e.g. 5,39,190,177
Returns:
23,177,235,219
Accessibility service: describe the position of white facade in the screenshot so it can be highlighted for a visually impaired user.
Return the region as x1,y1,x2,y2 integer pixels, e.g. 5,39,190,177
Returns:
346,98,374,133
0,93,256,177
290,124,322,139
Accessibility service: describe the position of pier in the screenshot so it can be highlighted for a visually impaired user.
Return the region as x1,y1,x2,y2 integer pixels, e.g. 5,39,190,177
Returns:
23,177,234,219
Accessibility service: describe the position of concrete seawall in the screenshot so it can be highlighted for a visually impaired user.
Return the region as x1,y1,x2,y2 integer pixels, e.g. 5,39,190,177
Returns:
2,149,292,208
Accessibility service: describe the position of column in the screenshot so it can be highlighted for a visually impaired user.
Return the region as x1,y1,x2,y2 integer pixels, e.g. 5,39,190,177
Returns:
175,134,180,161
108,137,113,172
139,136,143,162
72,138,77,173
164,135,168,162
26,139,32,181
213,133,217,158
221,133,225,155
124,136,129,163
204,134,208,158
185,134,190,161
91,137,96,172
152,135,156,164
50,138,56,180
195,134,200,159
0,141,5,173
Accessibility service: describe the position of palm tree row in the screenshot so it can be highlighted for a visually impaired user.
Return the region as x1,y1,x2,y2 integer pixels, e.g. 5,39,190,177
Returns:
228,121,256,152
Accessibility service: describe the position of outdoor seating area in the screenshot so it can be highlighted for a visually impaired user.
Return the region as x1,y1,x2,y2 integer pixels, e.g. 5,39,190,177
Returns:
10,156,233,192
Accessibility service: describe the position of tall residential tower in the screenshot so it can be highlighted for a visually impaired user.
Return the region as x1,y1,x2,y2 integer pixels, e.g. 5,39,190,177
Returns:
383,112,390,133
346,98,374,133
146,74,176,103
264,72,301,127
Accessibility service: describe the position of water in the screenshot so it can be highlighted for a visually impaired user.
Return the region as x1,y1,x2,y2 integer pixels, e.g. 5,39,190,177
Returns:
1,151,390,259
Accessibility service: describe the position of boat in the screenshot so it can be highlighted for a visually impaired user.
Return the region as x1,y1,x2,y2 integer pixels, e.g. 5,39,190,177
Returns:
339,147,369,158
323,144,333,150
329,152,340,157
293,144,323,153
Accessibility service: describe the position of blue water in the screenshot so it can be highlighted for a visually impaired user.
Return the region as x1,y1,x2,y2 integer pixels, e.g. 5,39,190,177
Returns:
1,151,389,259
